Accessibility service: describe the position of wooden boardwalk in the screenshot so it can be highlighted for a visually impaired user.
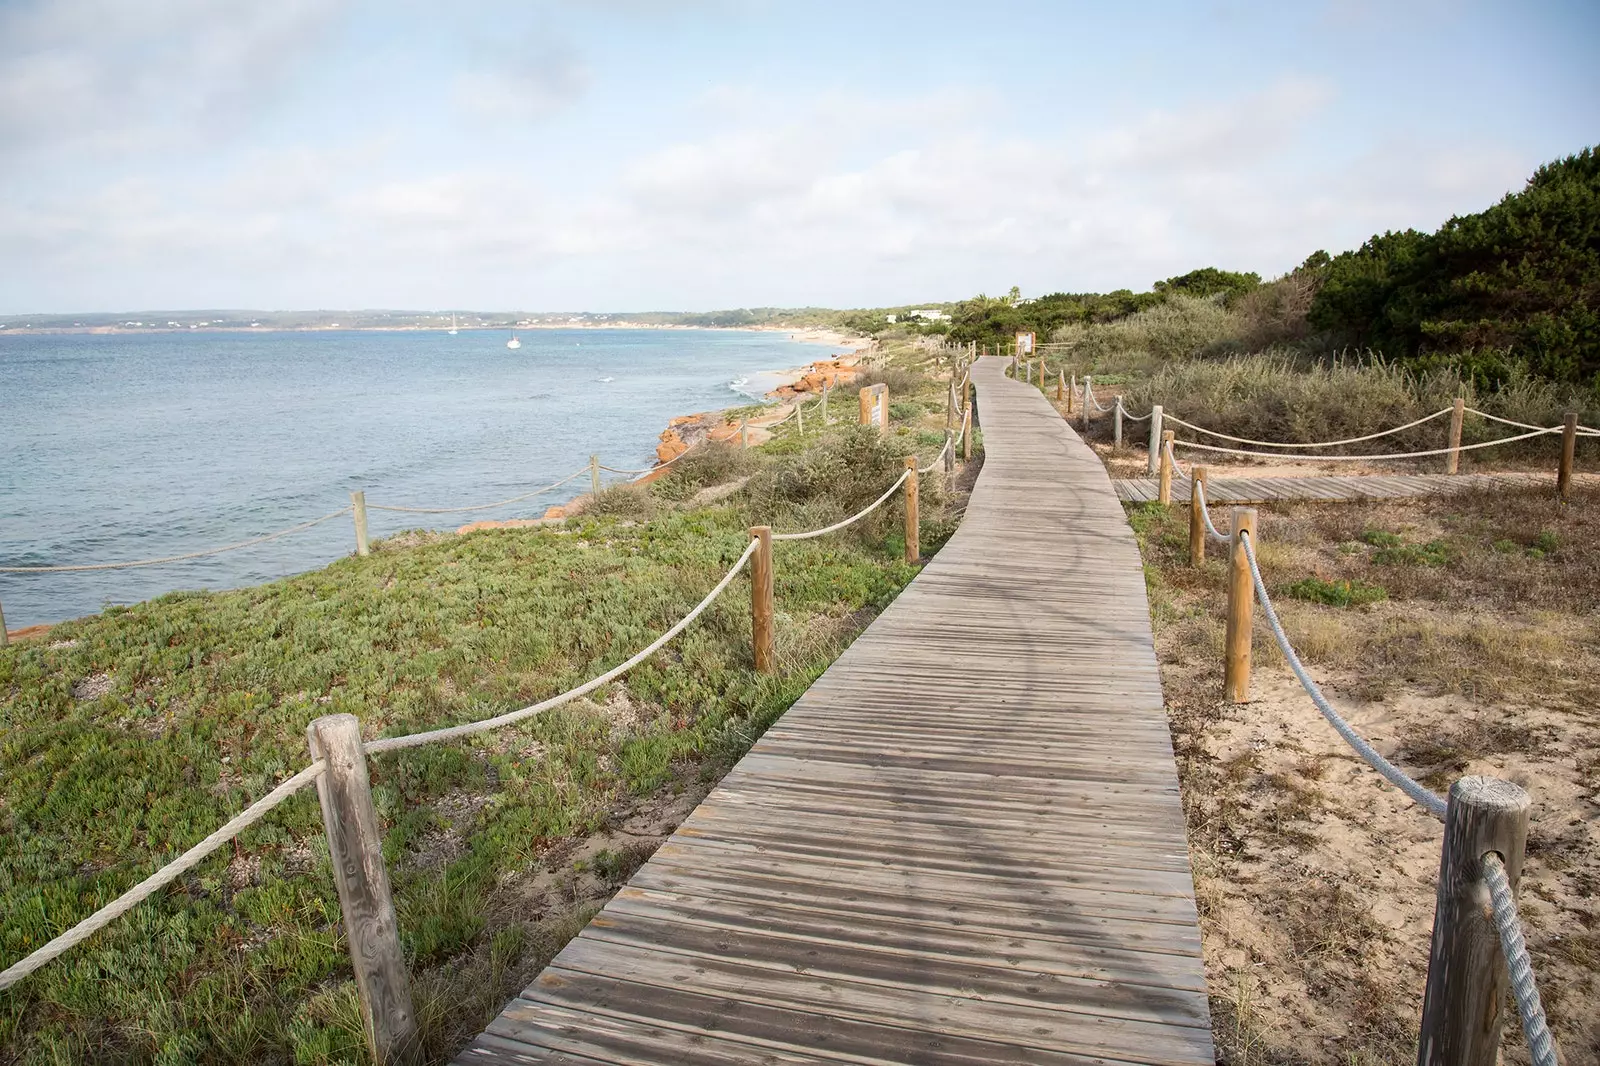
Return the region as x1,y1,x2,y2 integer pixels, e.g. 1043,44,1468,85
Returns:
1114,469,1592,505
457,357,1213,1065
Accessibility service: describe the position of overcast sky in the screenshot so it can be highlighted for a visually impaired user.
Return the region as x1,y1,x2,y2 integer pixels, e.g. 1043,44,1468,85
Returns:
2,0,1595,314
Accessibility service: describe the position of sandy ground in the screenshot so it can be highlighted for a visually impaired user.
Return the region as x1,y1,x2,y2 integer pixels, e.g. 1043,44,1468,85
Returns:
1141,490,1599,1064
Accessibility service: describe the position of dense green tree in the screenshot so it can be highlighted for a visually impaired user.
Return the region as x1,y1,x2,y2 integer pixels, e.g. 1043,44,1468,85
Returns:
1310,147,1600,387
1153,267,1261,303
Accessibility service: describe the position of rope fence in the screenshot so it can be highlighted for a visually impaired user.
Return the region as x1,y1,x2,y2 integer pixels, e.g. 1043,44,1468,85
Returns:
1177,479,1561,1066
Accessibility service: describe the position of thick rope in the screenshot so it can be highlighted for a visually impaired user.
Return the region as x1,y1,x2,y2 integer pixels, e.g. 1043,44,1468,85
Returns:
600,445,696,477
1120,401,1153,423
1164,438,1194,478
1173,425,1559,463
918,438,952,474
771,470,911,542
1192,480,1230,543
1240,532,1448,818
369,469,588,513
0,508,353,573
0,761,326,991
1163,407,1453,449
367,539,759,753
1481,852,1559,1066
1085,382,1113,413
1467,407,1599,438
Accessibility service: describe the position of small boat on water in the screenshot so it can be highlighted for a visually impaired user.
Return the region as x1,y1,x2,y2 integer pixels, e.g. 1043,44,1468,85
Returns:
448,313,458,335
506,331,521,350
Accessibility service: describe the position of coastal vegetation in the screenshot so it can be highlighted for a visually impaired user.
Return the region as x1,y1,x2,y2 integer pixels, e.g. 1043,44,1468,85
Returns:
0,343,973,1062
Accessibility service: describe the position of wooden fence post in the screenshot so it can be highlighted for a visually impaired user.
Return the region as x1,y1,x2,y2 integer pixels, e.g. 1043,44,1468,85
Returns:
1158,430,1175,505
963,376,972,418
306,714,421,1066
1068,375,1076,415
944,429,955,475
1446,398,1465,474
1114,397,1124,449
821,383,829,424
946,381,956,432
904,457,920,564
1056,370,1064,402
589,454,601,496
796,399,804,436
0,597,8,648
1148,404,1164,475
351,491,370,557
1081,376,1092,432
1417,776,1531,1066
749,526,774,673
1224,508,1258,702
1189,466,1209,566
740,420,749,449
1558,412,1577,500
963,407,973,462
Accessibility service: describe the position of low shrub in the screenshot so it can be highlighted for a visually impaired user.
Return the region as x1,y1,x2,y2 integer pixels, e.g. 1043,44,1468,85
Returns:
1283,577,1388,607
855,363,927,397
649,443,757,501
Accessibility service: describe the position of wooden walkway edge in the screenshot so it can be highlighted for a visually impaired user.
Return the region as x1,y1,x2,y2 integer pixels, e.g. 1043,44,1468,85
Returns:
1114,469,1596,505
456,356,1214,1065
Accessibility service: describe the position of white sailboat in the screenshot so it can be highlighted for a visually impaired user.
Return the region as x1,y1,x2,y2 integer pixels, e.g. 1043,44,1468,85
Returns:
506,331,521,350
447,313,457,335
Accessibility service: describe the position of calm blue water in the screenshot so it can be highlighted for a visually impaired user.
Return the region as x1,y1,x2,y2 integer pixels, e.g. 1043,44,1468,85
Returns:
0,328,831,628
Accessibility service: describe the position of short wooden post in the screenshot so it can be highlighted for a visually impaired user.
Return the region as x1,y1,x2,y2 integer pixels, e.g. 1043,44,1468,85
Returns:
1148,404,1164,475
351,491,370,557
1224,508,1258,702
1081,375,1092,432
944,428,955,474
821,382,829,423
748,526,774,673
0,596,8,648
589,454,601,495
796,398,804,435
1158,430,1175,504
1417,776,1532,1066
1024,361,1031,384
1189,466,1209,565
1558,411,1577,500
963,407,973,461
740,420,749,449
1056,370,1064,402
904,457,920,564
1114,397,1124,448
946,380,956,432
963,376,972,417
307,714,421,1066
1068,375,1076,414
1445,398,1465,474
1011,353,1017,377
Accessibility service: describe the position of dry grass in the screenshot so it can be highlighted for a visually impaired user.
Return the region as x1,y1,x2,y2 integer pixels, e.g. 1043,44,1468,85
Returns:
1132,485,1600,1064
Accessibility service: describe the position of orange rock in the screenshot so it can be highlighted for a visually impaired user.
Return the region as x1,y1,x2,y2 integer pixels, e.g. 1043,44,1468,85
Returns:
4,623,52,642
456,517,547,534
542,506,566,520
707,423,740,442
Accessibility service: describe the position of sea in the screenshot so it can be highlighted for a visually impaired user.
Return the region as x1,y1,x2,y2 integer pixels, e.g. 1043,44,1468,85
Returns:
0,328,834,629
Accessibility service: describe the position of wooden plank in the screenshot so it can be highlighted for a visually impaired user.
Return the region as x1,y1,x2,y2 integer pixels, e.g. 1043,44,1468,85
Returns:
457,357,1212,1065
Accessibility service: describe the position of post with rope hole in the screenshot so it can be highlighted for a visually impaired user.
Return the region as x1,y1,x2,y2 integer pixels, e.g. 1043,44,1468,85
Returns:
1446,397,1465,474
1224,508,1258,703
1417,776,1531,1066
963,375,972,420
307,714,421,1066
748,526,774,673
903,457,920,564
1189,466,1209,565
1148,404,1164,475
1558,412,1577,500
944,428,955,475
589,454,601,496
963,406,973,462
1114,396,1124,449
1158,430,1175,505
1081,375,1092,432
350,491,370,557
1056,369,1064,403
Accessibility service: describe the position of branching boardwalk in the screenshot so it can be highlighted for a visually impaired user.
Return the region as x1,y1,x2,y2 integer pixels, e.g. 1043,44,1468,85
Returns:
457,356,1213,1065
1114,470,1596,505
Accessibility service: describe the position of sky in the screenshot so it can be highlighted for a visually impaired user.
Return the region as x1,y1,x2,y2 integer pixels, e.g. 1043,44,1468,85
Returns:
1,0,1596,314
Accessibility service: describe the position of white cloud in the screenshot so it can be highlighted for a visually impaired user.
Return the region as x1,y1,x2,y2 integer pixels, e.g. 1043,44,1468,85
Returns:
453,45,590,124
0,0,346,156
